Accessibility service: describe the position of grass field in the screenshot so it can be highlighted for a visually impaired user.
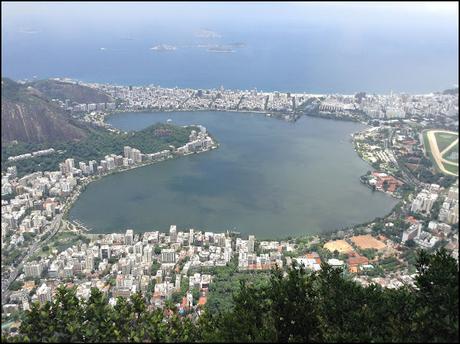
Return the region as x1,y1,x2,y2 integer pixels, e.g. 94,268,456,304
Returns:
28,231,86,261
422,130,458,176
444,162,459,175
433,132,458,152
443,142,458,163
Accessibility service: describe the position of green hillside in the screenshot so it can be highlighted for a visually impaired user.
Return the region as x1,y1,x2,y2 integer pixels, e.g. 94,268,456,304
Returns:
2,123,195,177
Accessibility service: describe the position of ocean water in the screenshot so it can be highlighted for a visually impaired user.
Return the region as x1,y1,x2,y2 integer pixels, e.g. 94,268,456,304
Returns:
2,3,458,93
68,112,398,237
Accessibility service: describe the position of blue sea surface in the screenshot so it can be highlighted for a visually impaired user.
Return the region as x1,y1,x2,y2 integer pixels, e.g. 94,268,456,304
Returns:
2,3,458,93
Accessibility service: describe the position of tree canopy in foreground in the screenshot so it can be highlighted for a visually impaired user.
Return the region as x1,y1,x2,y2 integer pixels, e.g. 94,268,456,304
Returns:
3,249,458,343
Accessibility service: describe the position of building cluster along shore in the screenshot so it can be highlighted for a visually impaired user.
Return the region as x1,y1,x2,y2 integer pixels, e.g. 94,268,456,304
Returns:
1,125,217,305
48,78,458,128
1,78,458,333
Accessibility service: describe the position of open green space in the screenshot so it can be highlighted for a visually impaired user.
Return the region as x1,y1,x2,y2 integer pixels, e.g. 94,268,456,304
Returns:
47,231,89,252
443,142,458,163
443,162,459,175
422,130,458,176
433,132,458,152
202,257,271,314
27,231,89,262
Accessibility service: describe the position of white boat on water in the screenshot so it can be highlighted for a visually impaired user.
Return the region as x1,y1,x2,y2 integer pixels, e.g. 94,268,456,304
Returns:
167,119,172,123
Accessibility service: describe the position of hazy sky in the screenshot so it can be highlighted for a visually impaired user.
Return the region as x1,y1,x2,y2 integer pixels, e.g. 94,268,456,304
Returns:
3,2,458,33
2,2,458,93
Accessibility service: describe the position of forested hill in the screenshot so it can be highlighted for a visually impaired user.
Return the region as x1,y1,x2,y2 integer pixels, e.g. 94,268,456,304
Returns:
1,78,88,144
2,249,458,343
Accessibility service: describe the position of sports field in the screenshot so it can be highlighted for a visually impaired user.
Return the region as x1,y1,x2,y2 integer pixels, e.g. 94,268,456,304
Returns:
443,142,458,163
350,235,387,250
323,239,354,253
434,132,458,152
443,162,459,175
422,130,458,177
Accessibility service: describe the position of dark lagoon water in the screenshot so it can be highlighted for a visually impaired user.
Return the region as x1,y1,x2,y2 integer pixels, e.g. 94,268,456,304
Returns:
69,112,398,237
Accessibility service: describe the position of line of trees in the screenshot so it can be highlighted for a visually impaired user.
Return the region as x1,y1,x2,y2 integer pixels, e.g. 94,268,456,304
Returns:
3,249,458,343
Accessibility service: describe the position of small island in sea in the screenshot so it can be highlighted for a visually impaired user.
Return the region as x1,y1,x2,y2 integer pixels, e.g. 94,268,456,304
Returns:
150,44,177,52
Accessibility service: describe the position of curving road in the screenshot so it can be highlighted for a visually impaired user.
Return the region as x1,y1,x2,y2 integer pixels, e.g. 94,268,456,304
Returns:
425,130,458,177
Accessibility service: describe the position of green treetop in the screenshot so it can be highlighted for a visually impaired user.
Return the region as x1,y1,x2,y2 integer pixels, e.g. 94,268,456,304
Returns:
3,249,458,343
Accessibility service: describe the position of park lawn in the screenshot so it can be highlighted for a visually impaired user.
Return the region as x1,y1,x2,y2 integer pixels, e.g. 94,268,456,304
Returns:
442,162,459,176
442,142,458,163
423,130,458,175
433,132,458,152
27,231,84,262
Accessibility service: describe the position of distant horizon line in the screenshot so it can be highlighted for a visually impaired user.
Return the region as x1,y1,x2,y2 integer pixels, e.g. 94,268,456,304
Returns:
5,75,459,97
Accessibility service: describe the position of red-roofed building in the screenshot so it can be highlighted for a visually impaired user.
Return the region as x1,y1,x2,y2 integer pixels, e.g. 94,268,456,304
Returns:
248,262,273,271
198,296,207,306
402,138,417,146
347,253,369,273
405,216,420,225
305,252,321,265
371,172,404,193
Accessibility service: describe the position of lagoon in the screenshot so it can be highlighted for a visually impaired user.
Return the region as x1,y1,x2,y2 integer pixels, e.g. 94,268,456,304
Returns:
69,111,398,238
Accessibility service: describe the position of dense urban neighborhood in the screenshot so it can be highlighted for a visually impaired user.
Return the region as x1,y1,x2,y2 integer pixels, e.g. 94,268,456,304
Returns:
1,78,458,336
